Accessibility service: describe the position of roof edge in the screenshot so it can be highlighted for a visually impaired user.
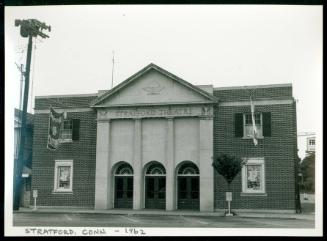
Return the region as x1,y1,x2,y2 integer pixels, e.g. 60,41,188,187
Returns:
92,63,218,106
35,93,98,99
90,101,216,108
214,83,292,91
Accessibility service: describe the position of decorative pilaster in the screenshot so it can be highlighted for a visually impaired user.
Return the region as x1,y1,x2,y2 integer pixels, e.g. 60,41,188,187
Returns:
95,119,111,209
199,116,214,212
166,117,175,210
133,118,143,209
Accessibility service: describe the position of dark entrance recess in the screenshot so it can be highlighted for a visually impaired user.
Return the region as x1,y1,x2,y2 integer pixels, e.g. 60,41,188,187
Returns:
177,162,200,210
145,162,166,209
114,163,133,209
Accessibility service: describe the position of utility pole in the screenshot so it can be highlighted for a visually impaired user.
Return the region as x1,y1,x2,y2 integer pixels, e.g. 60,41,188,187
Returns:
13,19,51,210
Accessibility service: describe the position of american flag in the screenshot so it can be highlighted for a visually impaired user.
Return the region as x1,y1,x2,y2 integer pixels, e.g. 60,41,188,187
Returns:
47,106,63,150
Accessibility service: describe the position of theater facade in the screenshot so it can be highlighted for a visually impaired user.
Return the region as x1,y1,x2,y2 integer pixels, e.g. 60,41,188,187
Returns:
32,63,299,212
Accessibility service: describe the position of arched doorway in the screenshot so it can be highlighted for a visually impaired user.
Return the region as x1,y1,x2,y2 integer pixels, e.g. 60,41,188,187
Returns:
144,162,166,209
114,162,133,209
177,162,200,210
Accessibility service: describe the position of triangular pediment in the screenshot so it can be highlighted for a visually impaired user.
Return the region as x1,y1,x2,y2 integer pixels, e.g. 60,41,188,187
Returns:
91,63,217,107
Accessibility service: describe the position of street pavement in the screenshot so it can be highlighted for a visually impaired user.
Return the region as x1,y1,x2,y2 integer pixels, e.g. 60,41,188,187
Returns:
13,212,314,228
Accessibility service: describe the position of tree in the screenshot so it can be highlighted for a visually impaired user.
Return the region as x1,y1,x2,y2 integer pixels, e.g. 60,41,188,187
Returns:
213,154,245,190
299,153,315,193
212,154,245,216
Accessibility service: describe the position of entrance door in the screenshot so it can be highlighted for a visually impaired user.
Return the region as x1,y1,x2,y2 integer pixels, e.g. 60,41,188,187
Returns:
177,176,199,210
114,176,133,208
114,162,133,209
145,176,166,209
177,162,200,210
144,162,166,209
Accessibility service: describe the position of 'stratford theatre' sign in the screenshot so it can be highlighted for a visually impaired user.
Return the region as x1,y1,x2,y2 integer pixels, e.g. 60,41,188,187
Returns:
97,105,213,119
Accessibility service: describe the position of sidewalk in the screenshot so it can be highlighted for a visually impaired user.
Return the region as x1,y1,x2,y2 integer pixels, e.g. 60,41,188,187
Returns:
15,207,315,221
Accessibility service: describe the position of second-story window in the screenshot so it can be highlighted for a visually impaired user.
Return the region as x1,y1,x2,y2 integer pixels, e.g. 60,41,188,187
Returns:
243,113,263,138
60,119,80,142
61,120,73,141
234,112,271,138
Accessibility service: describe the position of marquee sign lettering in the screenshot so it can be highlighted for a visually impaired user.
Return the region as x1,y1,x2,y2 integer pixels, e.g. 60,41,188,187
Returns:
97,106,213,119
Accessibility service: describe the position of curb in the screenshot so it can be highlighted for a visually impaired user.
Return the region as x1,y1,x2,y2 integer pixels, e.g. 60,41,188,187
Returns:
236,214,315,221
14,209,315,221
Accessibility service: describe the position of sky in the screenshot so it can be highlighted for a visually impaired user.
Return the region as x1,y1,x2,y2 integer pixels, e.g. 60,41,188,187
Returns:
5,5,322,158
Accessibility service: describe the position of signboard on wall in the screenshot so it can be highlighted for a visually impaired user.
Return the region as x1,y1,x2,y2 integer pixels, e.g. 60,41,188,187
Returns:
32,190,38,198
97,105,213,120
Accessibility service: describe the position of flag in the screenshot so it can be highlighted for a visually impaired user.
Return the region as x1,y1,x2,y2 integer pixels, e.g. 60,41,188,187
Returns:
250,96,258,146
47,106,63,150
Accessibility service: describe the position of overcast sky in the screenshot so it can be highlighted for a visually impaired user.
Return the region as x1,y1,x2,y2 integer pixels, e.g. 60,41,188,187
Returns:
5,5,322,158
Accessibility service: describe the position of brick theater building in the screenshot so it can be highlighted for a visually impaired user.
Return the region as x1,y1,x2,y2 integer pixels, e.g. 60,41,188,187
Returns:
31,63,299,212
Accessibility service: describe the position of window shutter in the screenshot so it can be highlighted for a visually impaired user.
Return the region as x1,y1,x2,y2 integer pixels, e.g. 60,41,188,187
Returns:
262,112,271,137
234,113,243,137
72,119,80,141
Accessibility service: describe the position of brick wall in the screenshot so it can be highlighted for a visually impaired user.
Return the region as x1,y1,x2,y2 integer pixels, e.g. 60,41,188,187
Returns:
214,85,293,102
213,86,297,210
34,95,96,110
32,97,97,207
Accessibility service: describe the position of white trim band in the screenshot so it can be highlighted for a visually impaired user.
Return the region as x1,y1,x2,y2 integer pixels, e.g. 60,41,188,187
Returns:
34,108,93,114
214,83,292,90
219,99,293,107
35,93,98,99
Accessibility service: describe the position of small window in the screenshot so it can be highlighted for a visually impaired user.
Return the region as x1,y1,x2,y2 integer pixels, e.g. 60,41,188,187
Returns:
60,119,80,142
306,137,315,152
177,162,199,175
146,163,166,175
242,158,265,194
243,113,263,138
115,163,133,175
235,112,271,138
60,120,73,142
54,160,73,192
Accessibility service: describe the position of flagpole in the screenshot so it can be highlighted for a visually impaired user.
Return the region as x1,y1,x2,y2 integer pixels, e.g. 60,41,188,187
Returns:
250,95,258,146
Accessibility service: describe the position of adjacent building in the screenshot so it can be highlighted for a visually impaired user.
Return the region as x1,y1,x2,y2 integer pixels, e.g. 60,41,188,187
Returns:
31,63,299,212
